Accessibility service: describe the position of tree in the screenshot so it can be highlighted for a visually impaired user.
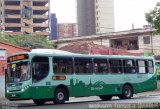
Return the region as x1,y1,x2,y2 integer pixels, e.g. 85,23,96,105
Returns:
145,2,160,33
0,34,54,49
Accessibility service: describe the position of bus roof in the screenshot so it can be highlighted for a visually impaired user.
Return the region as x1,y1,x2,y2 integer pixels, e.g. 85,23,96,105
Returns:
9,49,154,60
30,49,77,55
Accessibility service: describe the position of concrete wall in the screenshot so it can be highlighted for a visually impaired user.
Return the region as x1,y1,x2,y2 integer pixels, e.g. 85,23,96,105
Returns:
139,35,160,54
0,42,28,75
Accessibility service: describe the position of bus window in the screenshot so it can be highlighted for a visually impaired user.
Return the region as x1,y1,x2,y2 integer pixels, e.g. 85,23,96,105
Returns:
94,59,108,73
53,57,73,74
32,56,49,82
137,60,147,74
75,58,93,74
123,60,136,73
148,60,154,73
109,59,122,74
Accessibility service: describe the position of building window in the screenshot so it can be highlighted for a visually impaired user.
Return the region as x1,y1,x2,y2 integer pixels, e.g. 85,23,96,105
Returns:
143,36,150,44
97,29,99,32
97,23,99,26
96,11,99,15
96,5,99,9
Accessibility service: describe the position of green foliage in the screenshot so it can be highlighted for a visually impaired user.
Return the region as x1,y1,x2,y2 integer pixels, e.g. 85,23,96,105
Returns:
145,2,160,34
0,34,54,49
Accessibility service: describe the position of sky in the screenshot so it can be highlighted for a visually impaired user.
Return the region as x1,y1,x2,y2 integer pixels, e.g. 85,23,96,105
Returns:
50,0,159,31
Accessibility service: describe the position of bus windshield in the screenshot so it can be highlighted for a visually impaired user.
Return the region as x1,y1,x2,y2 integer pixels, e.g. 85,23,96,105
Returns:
7,62,30,83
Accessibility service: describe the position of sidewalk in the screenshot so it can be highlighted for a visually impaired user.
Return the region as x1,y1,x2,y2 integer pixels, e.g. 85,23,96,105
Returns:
0,76,5,100
135,90,160,97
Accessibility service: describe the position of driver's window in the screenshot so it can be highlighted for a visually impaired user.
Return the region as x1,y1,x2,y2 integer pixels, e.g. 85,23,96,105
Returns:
32,56,49,82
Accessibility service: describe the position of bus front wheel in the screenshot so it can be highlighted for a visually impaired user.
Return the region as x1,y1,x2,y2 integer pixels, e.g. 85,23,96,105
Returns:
99,95,112,101
33,99,46,105
54,88,67,104
119,85,133,99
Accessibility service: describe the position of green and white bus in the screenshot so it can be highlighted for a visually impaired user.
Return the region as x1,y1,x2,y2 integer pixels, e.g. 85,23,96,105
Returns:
5,49,157,105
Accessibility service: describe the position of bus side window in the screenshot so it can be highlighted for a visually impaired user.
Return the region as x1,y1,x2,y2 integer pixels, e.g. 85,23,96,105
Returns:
137,60,147,74
109,59,122,74
94,59,108,73
123,60,136,73
148,60,154,73
53,57,73,74
75,58,93,74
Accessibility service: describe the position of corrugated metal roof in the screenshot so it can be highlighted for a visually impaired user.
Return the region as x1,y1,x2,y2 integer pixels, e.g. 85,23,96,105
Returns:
59,42,142,56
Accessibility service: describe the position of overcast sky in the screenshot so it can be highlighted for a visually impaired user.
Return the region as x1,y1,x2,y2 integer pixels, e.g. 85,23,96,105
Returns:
50,0,159,31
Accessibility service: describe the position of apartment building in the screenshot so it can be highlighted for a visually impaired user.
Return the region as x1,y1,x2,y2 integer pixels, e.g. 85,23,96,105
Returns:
0,0,50,36
50,13,57,40
58,23,77,39
77,0,114,36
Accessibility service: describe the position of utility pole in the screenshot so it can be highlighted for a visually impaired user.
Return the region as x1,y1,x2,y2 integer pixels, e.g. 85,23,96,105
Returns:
150,25,154,55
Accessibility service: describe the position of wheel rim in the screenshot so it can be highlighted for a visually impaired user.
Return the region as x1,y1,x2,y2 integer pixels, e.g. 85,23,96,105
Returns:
125,87,131,97
57,92,64,100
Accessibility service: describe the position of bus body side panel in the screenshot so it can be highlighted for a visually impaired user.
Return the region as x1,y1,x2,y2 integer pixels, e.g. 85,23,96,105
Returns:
31,86,54,99
134,74,157,93
71,74,103,97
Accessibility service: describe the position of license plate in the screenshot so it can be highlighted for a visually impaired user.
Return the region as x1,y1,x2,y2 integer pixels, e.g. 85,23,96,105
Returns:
12,94,16,97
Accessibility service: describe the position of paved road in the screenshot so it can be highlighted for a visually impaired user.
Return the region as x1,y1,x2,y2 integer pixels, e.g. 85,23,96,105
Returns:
1,95,160,109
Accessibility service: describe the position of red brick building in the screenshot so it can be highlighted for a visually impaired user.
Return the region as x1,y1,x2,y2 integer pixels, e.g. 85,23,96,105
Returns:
0,41,28,75
58,23,77,39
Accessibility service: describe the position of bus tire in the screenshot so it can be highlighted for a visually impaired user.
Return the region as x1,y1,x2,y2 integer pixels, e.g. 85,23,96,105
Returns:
54,88,67,104
99,95,112,101
33,99,46,105
119,85,133,99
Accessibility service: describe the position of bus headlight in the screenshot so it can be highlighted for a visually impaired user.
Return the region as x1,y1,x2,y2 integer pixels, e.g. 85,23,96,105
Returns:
21,85,30,92
21,88,25,92
7,90,9,93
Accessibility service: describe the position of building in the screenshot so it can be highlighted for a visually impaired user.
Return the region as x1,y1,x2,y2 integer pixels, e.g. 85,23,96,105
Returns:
95,0,115,34
0,0,50,36
77,0,114,36
0,41,28,75
50,13,57,40
58,23,77,39
77,0,95,36
52,28,160,55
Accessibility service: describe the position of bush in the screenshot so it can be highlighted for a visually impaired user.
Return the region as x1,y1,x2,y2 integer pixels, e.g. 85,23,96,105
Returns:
0,34,54,49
